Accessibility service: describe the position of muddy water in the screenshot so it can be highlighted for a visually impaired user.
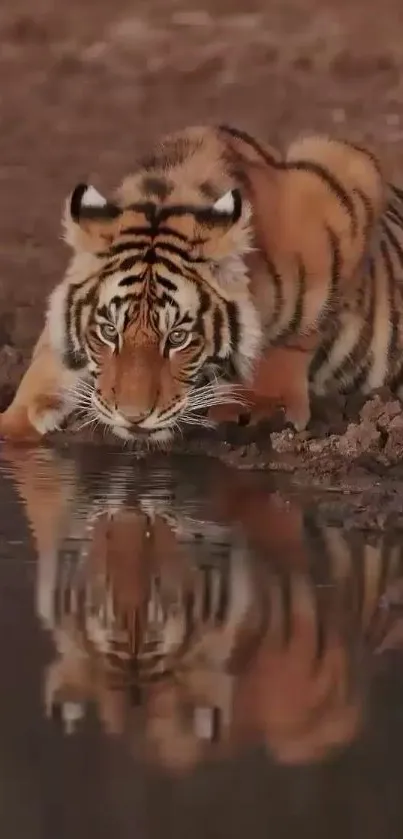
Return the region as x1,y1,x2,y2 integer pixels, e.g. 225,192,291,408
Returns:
0,444,403,838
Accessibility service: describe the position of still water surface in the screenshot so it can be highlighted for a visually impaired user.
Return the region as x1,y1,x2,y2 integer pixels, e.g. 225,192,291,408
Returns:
0,443,403,838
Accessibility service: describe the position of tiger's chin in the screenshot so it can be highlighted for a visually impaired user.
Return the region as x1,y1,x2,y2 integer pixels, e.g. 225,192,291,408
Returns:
108,422,175,447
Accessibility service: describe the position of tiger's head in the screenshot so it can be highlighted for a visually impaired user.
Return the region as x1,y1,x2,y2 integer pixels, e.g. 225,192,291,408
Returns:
47,129,262,442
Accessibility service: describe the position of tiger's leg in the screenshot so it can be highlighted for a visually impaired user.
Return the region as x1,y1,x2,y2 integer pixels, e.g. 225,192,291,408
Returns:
0,326,79,441
209,340,317,432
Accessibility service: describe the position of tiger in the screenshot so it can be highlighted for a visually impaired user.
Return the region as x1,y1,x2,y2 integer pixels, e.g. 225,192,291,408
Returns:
2,121,401,445
3,444,402,768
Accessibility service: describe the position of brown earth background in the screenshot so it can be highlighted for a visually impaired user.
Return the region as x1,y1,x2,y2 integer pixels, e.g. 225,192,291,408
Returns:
2,0,403,471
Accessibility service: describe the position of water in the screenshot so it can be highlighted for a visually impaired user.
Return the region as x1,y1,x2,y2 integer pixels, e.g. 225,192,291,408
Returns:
0,443,403,838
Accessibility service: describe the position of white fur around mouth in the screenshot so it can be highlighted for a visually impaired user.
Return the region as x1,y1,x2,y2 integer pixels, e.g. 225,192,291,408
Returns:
90,393,176,444
92,409,174,444
110,423,174,444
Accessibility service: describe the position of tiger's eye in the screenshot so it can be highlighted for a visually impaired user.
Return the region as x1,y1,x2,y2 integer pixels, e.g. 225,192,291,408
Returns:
168,329,189,348
99,322,118,342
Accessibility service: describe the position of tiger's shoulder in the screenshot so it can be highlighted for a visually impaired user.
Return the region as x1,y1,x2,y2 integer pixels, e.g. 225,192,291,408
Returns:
131,124,387,288
112,125,387,292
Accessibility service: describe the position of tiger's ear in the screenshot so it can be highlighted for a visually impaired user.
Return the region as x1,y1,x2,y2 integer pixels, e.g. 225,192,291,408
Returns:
211,188,243,225
63,183,122,253
200,188,252,261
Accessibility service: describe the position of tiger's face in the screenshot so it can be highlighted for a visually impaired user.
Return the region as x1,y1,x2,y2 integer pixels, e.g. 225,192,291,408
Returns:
48,176,262,442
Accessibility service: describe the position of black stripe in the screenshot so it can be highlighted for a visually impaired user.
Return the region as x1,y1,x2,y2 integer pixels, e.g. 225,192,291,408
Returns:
218,124,279,167
121,225,190,244
391,183,403,203
389,363,403,391
292,225,341,373
313,606,326,670
63,285,78,368
120,225,156,237
271,259,306,343
108,294,133,309
381,217,403,269
354,187,375,235
96,304,110,319
379,234,398,362
182,265,207,284
213,306,224,356
216,565,229,623
386,204,403,227
126,201,158,224
99,259,121,279
179,590,196,652
159,291,180,311
127,201,239,226
272,225,340,345
156,255,186,276
177,313,193,326
331,260,375,385
156,275,178,293
308,327,339,382
326,225,342,307
63,286,93,370
287,161,358,236
211,708,221,743
108,239,150,256
226,300,240,352
165,241,207,265
70,183,121,222
123,308,132,330
339,139,382,174
282,257,306,337
202,567,212,620
119,255,146,272
349,359,371,391
118,274,145,288
310,245,373,386
263,255,284,331
157,241,200,263
158,225,192,242
195,288,211,333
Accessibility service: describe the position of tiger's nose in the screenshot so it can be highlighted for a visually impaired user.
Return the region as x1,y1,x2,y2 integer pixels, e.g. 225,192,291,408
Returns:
118,406,152,425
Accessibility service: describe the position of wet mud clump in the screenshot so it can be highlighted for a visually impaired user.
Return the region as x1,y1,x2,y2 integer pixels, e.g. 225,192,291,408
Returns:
210,389,403,486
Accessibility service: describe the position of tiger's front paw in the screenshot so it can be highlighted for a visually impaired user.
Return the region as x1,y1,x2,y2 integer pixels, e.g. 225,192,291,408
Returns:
28,404,66,436
0,396,68,443
209,345,314,432
208,395,283,428
208,392,311,432
208,399,252,426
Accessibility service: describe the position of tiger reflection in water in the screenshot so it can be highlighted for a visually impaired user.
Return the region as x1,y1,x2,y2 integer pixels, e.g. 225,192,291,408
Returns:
3,445,402,770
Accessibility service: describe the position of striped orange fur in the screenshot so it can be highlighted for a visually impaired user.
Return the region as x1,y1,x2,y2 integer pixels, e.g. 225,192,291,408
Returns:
1,124,401,441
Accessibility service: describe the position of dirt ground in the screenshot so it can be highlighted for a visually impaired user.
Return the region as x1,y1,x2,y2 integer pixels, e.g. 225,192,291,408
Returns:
2,0,403,486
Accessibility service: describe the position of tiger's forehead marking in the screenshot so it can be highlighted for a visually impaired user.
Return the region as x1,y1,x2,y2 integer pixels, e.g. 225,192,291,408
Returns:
96,270,203,330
